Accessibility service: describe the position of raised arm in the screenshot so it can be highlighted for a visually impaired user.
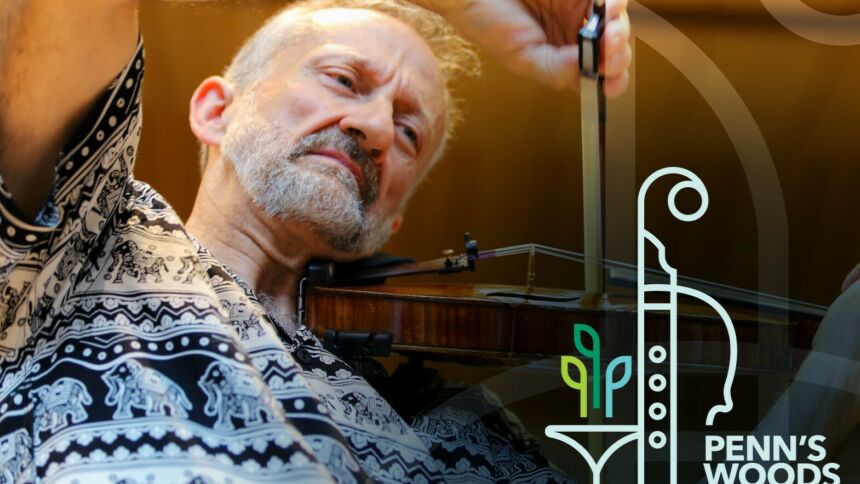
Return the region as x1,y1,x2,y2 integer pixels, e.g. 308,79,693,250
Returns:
0,0,138,221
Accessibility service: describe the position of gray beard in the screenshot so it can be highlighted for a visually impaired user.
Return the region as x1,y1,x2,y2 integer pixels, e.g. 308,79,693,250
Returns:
221,104,392,255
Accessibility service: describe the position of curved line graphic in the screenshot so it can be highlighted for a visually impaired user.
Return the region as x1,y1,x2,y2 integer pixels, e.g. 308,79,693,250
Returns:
544,431,599,476
644,230,676,275
597,432,640,473
634,3,790,306
645,283,738,426
760,0,860,46
544,427,639,484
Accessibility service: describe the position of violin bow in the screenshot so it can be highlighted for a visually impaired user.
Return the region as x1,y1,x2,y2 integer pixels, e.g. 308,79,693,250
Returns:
579,0,609,302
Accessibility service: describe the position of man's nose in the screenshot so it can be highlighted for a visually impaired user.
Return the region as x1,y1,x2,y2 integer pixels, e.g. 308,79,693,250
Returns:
339,98,394,162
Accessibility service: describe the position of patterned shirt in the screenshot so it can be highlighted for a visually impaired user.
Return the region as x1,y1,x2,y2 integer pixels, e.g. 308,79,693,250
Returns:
0,42,565,483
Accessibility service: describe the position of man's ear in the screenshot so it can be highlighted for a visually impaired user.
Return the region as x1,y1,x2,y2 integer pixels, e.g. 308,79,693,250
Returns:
390,215,403,234
189,76,234,146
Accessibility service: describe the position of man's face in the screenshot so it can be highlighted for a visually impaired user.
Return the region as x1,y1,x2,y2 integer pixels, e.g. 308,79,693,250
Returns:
221,9,446,258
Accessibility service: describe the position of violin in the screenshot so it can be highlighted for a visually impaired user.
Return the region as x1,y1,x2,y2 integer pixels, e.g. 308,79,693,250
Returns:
298,234,826,372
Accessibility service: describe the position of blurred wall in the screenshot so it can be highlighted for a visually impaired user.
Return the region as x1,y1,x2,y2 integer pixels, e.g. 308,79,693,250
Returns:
137,0,860,306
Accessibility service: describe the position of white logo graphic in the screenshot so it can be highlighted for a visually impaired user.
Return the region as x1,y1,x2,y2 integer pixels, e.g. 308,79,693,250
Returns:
545,167,738,484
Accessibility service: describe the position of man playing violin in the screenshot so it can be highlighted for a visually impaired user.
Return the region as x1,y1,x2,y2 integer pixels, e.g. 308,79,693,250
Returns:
0,0,630,481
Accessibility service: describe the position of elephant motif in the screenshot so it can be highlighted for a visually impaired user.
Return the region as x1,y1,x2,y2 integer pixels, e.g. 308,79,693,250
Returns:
95,169,126,216
102,360,192,419
341,391,402,432
0,285,24,332
222,301,266,341
0,430,31,484
55,250,77,283
29,378,92,444
55,236,98,284
106,239,169,284
175,255,207,284
29,294,56,336
199,361,276,430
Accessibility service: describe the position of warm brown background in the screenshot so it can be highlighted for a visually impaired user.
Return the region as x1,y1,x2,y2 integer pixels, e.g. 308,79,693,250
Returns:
137,0,860,307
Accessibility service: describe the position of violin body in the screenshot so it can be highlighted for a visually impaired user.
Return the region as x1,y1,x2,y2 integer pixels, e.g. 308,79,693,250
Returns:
304,282,822,372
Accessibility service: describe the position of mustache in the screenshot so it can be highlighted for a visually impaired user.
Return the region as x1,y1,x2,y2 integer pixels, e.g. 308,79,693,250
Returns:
287,128,379,205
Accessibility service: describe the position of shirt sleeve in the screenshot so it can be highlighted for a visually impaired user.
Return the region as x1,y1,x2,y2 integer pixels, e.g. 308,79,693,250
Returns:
0,40,144,343
1,40,144,252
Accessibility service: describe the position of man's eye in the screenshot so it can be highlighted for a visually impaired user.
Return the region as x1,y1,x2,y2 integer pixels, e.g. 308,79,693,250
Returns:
335,75,354,90
402,126,419,146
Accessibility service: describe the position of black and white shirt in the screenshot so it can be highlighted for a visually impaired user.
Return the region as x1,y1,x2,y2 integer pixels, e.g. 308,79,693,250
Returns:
0,41,566,484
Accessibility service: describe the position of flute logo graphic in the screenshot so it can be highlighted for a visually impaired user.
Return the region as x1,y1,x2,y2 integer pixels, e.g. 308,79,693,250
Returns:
562,325,632,420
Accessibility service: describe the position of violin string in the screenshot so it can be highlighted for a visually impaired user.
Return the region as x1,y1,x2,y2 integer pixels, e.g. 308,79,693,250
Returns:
477,243,827,314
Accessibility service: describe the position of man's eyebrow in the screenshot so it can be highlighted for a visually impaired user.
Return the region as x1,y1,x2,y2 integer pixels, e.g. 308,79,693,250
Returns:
394,94,431,135
311,51,372,73
312,51,434,139
389,84,435,148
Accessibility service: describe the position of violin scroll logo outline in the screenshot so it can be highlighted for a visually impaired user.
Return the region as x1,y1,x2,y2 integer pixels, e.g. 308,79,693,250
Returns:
546,167,739,484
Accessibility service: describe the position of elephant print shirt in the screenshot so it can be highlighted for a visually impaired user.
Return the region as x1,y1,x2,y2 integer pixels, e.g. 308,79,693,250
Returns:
0,42,566,484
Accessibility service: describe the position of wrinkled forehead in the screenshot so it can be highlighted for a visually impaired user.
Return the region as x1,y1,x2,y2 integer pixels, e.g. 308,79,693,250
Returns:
313,10,441,77
279,8,446,126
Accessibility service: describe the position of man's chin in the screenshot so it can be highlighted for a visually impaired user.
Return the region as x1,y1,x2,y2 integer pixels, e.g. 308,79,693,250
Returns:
311,218,392,262
298,159,362,198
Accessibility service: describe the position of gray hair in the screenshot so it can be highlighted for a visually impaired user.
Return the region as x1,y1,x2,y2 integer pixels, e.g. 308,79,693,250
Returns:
198,0,479,172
